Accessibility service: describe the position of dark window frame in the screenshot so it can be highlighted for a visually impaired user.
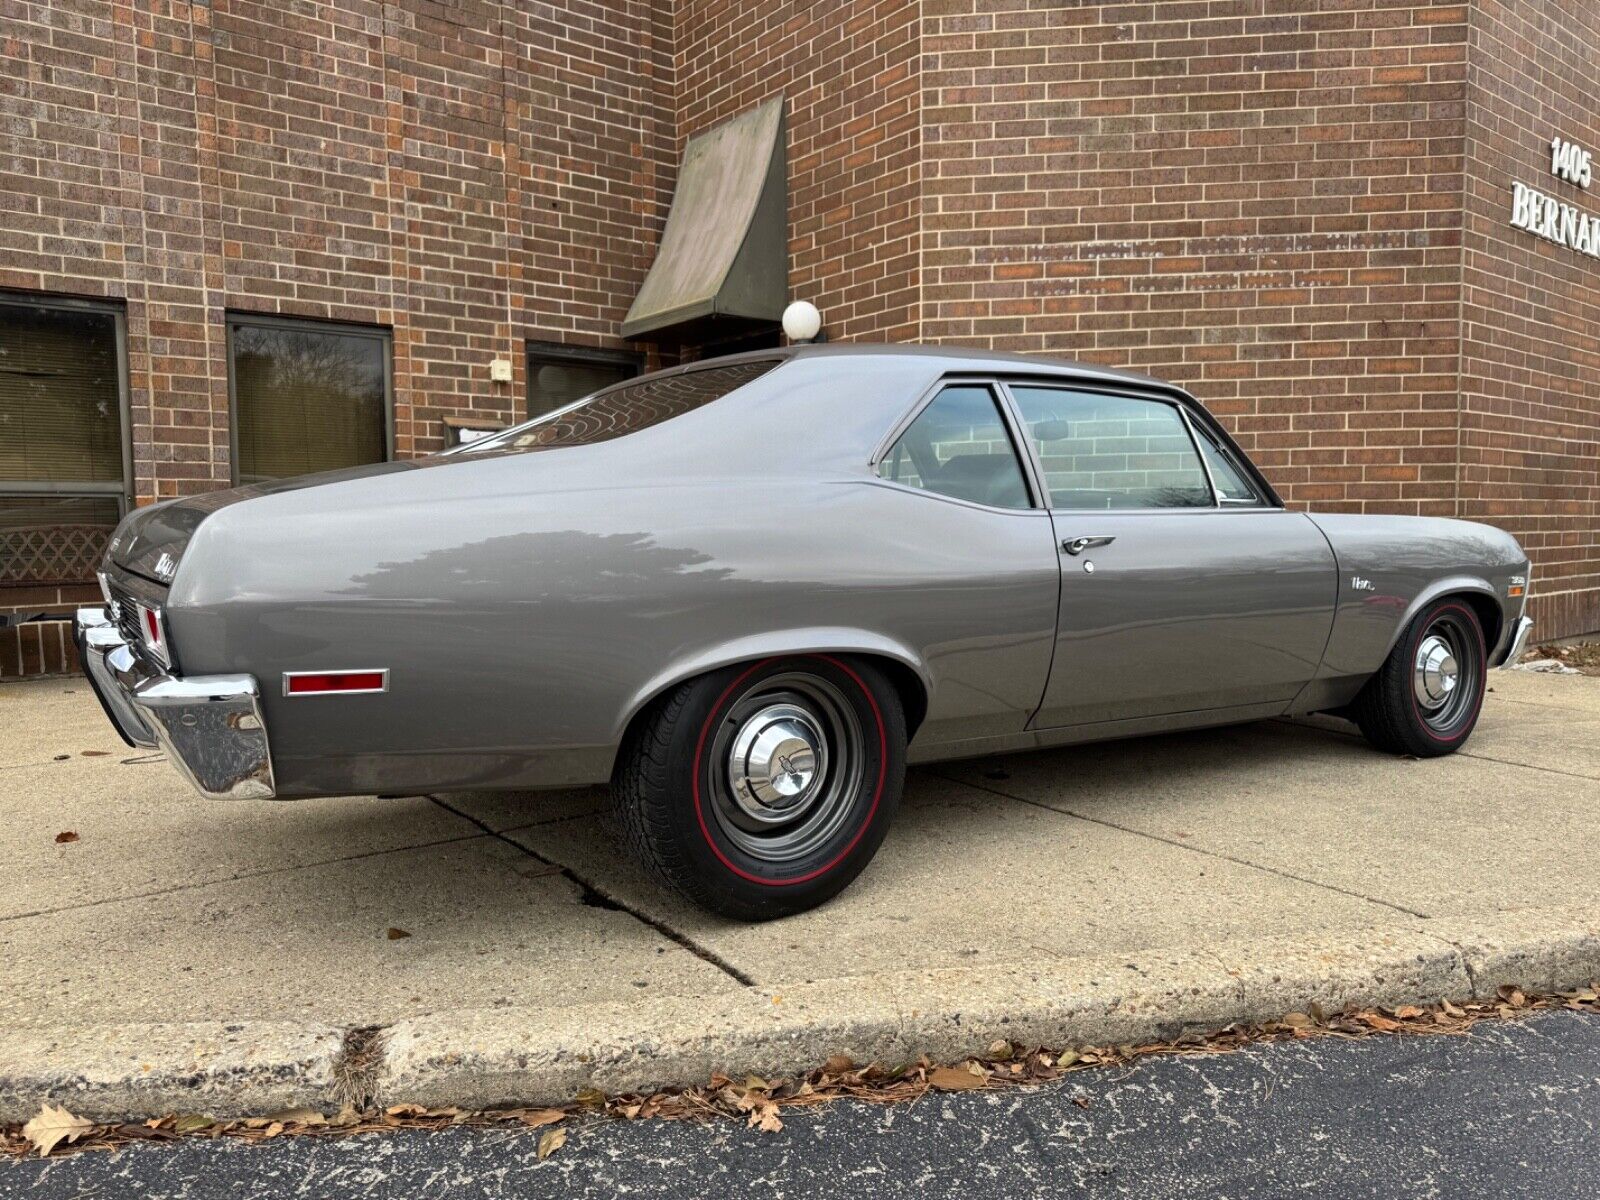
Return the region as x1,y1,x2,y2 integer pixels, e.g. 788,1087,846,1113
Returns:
0,291,133,589
225,312,394,487
0,290,133,509
525,339,642,420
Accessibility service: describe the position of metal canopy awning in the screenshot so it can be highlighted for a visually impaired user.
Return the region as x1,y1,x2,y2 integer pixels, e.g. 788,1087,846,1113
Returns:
622,96,786,342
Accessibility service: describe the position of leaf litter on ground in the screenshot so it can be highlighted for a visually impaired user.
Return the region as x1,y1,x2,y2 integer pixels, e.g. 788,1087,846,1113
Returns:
6,983,1599,1159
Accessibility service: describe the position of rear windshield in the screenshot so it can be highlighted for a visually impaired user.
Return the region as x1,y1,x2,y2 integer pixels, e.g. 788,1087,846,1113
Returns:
455,360,777,454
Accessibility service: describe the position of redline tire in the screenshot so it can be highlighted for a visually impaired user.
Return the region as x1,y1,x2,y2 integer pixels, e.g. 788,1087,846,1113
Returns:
1351,598,1487,757
611,655,906,921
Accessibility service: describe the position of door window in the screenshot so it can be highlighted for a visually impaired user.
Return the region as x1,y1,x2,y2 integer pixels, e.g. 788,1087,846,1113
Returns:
877,384,1032,510
1008,386,1212,509
229,316,391,484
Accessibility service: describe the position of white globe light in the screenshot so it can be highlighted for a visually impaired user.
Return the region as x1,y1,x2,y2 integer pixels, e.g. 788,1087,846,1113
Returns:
782,300,822,343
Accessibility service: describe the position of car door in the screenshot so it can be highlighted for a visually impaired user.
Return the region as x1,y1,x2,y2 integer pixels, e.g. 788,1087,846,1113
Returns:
1003,381,1337,730
871,380,1063,745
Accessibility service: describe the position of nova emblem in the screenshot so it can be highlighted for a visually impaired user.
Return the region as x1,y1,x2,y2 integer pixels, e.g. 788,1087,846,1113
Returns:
153,551,178,582
1350,576,1375,591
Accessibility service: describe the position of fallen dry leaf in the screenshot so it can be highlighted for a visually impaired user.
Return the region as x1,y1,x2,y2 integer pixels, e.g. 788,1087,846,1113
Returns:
516,1109,565,1129
54,831,79,845
537,1128,566,1160
823,1054,854,1074
574,1086,606,1110
750,1102,783,1133
385,927,411,940
1394,1005,1425,1020
262,1108,326,1126
1279,1012,1316,1030
1358,1013,1401,1033
21,1105,94,1157
928,1065,986,1092
172,1114,213,1135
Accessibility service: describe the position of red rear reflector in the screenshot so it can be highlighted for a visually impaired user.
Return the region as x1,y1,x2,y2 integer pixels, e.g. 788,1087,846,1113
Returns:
284,671,387,696
142,608,161,642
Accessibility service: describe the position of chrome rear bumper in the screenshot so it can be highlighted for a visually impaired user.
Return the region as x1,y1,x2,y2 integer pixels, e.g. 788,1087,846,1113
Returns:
73,606,277,800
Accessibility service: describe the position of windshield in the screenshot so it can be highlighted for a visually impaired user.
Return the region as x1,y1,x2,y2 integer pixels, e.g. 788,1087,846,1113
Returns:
452,360,779,455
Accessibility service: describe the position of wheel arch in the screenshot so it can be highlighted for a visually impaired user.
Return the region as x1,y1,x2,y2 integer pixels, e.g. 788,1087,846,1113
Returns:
1384,577,1503,662
610,630,931,770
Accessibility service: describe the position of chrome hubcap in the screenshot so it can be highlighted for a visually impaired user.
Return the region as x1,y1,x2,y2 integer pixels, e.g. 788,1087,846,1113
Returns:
728,703,827,823
705,671,865,866
1414,634,1459,710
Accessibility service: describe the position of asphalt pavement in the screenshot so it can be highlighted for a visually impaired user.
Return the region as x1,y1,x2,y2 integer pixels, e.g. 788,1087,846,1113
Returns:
8,1010,1598,1198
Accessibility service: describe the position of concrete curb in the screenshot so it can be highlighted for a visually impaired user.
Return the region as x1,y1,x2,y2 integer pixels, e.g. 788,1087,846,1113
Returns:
0,1021,343,1123
5,906,1599,1122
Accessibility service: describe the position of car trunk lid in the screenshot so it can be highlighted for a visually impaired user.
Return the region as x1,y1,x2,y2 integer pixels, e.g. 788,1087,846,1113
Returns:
109,460,419,583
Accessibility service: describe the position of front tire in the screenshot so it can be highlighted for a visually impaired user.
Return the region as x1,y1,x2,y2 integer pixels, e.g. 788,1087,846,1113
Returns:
612,655,906,921
1351,598,1487,757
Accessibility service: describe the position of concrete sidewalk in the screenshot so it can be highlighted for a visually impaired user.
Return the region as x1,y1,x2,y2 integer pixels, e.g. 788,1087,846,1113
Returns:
1,669,1596,1118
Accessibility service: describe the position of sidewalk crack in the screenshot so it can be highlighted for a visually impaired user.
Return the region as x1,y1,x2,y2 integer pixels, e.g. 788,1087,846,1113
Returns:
426,795,757,988
942,772,1434,921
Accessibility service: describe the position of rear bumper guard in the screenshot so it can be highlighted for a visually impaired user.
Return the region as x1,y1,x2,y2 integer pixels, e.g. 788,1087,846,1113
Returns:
73,606,277,800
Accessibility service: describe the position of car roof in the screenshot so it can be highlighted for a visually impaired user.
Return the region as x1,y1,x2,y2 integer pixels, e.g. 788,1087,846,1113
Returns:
644,341,1176,393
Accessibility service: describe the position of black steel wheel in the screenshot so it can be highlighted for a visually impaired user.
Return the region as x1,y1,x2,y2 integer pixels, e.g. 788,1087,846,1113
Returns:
1351,598,1487,757
612,655,906,921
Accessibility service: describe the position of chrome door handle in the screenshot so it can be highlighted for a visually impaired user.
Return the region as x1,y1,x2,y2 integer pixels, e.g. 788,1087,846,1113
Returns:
1062,535,1115,556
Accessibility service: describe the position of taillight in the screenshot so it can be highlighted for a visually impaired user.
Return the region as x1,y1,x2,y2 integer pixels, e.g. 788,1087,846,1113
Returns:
283,670,389,696
135,603,170,669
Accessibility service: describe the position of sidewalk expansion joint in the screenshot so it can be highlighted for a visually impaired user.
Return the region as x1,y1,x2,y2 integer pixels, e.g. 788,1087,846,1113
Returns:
943,771,1434,921
0,830,492,925
1278,714,1600,784
425,795,758,988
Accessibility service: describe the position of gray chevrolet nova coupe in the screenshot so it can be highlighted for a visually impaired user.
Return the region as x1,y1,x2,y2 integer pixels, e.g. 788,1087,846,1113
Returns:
77,345,1533,919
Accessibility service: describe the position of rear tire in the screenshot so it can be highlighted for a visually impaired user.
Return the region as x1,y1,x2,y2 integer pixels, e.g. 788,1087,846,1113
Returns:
611,655,906,921
1351,598,1487,757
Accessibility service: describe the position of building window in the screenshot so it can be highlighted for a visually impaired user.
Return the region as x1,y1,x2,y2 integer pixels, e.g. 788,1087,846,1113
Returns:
228,315,391,485
526,342,639,420
0,294,129,586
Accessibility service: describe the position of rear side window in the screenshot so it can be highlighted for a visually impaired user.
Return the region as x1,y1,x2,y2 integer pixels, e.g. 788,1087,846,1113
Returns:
877,384,1032,510
1009,386,1213,510
459,360,776,453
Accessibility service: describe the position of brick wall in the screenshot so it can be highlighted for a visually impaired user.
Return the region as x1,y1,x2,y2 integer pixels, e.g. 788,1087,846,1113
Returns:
0,0,676,674
1,0,673,494
919,0,1472,518
673,0,924,341
1459,0,1600,639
